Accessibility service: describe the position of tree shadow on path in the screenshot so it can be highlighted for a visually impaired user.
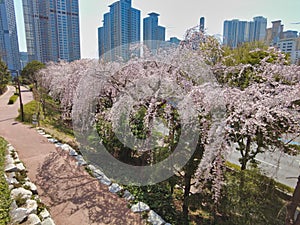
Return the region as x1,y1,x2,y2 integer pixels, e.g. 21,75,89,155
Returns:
36,149,144,225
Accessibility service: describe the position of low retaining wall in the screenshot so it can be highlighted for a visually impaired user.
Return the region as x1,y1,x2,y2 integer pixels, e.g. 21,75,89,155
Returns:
4,143,55,225
36,128,171,225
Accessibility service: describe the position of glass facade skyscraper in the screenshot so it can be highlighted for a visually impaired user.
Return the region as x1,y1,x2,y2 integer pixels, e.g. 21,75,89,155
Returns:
22,0,80,63
223,19,247,48
200,17,205,33
143,12,165,52
98,0,140,61
0,0,21,72
252,16,267,42
223,16,267,48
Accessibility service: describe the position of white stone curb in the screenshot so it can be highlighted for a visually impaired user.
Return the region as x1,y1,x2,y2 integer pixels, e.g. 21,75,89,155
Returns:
4,143,55,225
36,127,171,225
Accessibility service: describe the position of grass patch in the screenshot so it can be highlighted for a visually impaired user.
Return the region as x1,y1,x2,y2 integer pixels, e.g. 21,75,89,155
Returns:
125,166,290,225
17,99,78,149
36,199,49,215
0,137,11,224
42,125,77,149
7,93,19,105
14,194,26,207
275,180,294,194
194,167,287,225
225,161,294,194
16,100,40,123
40,94,74,137
225,161,241,171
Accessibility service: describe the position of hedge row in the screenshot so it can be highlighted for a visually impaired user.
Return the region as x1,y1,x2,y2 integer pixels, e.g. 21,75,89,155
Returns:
7,93,19,105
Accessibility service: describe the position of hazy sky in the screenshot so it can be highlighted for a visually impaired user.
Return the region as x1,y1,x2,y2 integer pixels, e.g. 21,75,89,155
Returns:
14,0,300,59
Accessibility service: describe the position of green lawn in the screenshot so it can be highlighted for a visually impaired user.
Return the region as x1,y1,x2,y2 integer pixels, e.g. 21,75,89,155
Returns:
0,137,11,224
17,99,77,149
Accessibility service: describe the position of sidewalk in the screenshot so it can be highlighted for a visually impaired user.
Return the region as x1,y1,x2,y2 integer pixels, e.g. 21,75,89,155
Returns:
0,86,144,225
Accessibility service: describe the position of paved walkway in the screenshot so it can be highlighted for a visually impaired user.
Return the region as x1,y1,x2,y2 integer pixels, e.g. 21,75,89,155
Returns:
0,86,144,225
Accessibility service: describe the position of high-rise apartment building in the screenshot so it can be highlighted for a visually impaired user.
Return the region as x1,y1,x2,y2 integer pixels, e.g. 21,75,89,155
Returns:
143,12,165,52
22,0,81,63
223,19,247,48
20,52,28,69
282,30,298,39
252,16,267,42
277,37,300,64
98,0,141,60
265,20,299,64
265,20,299,46
270,20,284,46
0,0,21,73
98,27,104,59
223,16,267,48
200,17,205,33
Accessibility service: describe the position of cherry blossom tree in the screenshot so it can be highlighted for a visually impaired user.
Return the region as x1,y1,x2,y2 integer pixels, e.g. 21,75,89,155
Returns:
225,81,300,170
211,45,300,170
210,44,300,223
36,27,300,224
38,59,94,120
36,28,228,224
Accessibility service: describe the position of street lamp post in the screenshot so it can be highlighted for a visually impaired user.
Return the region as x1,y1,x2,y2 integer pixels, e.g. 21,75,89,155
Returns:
14,70,24,122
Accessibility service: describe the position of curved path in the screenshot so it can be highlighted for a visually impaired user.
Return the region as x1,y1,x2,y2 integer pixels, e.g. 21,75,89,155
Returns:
0,86,144,225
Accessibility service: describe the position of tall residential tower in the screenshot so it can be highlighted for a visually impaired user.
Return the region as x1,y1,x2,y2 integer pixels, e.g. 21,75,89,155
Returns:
98,0,140,60
22,0,81,63
223,19,248,48
143,12,165,52
0,0,21,72
200,17,205,33
252,16,267,42
223,16,267,48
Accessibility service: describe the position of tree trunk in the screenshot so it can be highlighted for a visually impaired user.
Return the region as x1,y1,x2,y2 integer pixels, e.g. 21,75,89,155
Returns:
182,172,192,225
181,136,204,225
240,136,251,170
286,176,300,225
241,160,247,170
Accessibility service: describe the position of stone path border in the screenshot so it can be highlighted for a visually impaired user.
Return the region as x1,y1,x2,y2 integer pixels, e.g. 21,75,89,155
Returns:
0,86,171,224
35,127,171,225
0,86,145,224
4,143,55,225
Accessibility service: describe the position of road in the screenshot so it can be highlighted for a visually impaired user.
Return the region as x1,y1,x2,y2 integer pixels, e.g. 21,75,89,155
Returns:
228,145,300,188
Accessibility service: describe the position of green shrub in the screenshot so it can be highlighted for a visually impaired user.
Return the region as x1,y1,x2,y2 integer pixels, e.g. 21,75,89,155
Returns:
0,137,11,224
14,194,26,207
15,170,27,185
7,93,18,105
28,84,34,91
124,182,182,224
36,199,48,215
